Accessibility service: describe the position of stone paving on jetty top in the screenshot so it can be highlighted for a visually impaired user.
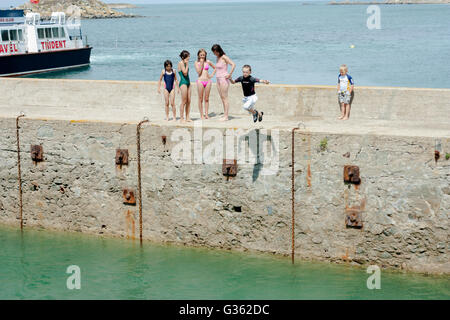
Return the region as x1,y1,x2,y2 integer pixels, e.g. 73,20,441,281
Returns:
0,78,448,139
3,102,448,139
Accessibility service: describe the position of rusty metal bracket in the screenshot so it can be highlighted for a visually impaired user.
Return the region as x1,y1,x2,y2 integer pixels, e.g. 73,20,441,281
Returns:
435,150,440,163
162,135,167,145
344,197,365,229
344,165,360,184
31,145,43,162
115,149,129,166
123,189,136,205
345,208,363,229
222,159,237,180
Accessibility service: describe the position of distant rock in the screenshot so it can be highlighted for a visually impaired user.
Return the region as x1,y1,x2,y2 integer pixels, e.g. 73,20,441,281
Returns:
107,3,138,9
15,0,138,19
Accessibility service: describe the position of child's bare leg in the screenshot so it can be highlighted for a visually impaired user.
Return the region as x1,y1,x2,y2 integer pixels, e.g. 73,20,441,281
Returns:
204,82,211,119
197,82,204,120
179,85,187,123
186,86,192,122
342,104,350,120
164,89,170,120
338,102,345,119
170,90,176,121
218,81,229,121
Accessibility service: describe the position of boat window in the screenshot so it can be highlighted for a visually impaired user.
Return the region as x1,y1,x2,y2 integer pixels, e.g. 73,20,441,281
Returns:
52,27,59,38
60,27,65,37
9,30,18,41
1,30,9,41
18,29,24,41
45,28,52,38
37,28,45,39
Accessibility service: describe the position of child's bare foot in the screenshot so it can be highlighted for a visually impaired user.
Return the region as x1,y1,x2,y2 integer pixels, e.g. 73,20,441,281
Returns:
170,118,176,122
186,118,193,122
180,118,186,123
219,116,229,121
338,115,344,120
342,116,349,120
204,114,209,119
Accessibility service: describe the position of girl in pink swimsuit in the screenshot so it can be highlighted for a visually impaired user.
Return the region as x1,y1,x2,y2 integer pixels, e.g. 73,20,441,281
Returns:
195,49,215,120
211,44,236,121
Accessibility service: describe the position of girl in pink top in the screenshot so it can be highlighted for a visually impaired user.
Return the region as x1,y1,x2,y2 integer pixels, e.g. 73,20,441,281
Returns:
195,49,215,120
211,44,236,121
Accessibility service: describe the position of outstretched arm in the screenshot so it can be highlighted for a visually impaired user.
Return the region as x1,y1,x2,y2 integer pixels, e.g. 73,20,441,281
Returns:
231,76,242,85
255,77,270,84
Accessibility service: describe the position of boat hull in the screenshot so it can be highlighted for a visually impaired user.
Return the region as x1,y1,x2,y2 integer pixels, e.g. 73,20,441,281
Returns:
0,47,92,77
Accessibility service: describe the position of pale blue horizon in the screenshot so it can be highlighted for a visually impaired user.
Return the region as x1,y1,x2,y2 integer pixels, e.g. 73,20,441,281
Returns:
2,0,309,9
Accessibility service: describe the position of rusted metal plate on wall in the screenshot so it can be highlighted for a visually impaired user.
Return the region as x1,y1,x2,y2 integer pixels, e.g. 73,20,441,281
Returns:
30,145,43,162
222,159,237,177
343,165,360,184
123,189,136,205
345,208,363,228
115,149,129,166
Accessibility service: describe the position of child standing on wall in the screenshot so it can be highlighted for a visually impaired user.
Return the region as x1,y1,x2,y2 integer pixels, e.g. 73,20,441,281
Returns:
337,64,354,120
230,65,269,123
158,60,179,121
178,50,192,123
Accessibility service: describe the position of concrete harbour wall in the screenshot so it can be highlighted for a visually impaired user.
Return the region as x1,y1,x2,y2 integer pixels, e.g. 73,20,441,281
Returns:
0,78,448,274
1,77,449,122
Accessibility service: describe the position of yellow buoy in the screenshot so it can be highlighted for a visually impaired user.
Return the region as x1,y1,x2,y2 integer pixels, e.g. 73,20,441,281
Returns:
350,44,355,49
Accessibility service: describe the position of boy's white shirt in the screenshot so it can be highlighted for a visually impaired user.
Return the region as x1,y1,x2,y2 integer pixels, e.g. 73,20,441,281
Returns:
339,74,352,94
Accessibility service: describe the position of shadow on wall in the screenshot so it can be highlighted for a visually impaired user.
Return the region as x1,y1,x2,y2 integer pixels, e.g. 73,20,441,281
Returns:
245,129,275,183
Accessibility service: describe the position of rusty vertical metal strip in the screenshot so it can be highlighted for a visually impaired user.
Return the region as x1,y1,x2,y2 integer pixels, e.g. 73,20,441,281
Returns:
137,118,149,246
291,127,299,264
16,113,25,230
291,123,305,264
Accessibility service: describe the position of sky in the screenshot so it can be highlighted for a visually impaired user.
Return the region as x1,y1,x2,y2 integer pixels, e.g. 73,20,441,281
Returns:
1,0,305,8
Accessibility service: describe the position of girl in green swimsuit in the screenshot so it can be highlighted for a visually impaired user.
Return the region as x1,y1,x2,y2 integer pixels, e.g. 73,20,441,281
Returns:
178,50,192,123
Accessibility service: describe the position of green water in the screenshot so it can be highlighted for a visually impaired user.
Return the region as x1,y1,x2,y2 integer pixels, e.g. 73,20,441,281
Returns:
0,225,448,299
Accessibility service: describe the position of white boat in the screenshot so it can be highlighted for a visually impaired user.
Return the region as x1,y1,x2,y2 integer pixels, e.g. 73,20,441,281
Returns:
0,9,92,77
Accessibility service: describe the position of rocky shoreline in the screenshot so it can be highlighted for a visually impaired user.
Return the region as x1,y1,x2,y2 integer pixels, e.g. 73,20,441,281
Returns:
107,3,138,9
15,0,139,19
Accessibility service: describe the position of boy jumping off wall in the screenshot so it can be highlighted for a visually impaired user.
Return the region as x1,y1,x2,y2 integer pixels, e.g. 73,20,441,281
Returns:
231,65,270,123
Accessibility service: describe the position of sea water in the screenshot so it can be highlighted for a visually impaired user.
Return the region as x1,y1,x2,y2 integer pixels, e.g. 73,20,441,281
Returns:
0,225,448,299
24,1,450,88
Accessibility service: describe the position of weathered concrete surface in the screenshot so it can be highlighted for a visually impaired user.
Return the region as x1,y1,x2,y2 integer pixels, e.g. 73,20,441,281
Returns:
0,78,448,274
1,77,449,123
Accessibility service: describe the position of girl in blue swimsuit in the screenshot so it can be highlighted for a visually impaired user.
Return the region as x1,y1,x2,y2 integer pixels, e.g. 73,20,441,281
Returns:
158,60,179,121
